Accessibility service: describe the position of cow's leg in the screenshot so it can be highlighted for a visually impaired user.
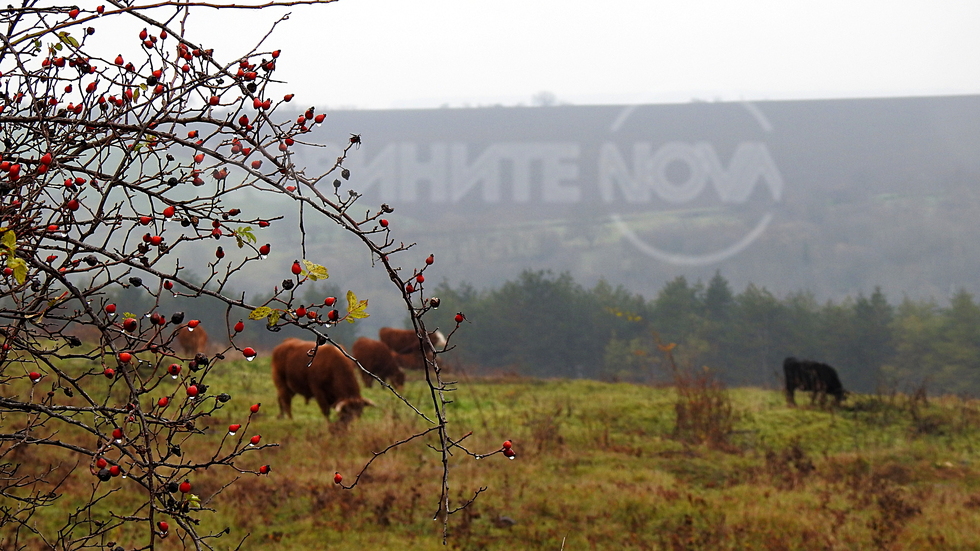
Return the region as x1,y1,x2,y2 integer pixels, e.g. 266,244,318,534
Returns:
276,388,295,419
311,389,336,422
785,385,797,407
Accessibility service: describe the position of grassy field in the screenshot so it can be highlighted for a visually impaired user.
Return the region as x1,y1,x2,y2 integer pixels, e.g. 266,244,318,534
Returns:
10,356,980,550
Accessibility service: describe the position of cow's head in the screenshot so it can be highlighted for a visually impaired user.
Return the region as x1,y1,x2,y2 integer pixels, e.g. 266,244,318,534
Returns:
333,396,375,424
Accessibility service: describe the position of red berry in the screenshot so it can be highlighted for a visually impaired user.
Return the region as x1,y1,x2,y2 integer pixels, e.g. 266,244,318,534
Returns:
66,199,80,211
259,243,270,256
157,521,169,533
194,153,204,164
502,440,513,449
69,8,79,18
259,464,271,474
250,435,261,445
150,235,162,246
103,367,115,378
163,205,175,217
251,160,262,169
158,396,169,407
283,94,294,102
415,274,425,283
314,113,325,124
168,363,181,376
306,310,317,320
243,347,257,360
209,96,220,106
455,313,465,323
334,472,343,484
405,283,414,293
105,304,116,314
291,260,302,275
379,219,389,228
215,246,224,259
164,280,174,290
109,465,121,476
229,423,241,433
139,28,148,40
250,403,260,413
139,215,152,225
234,320,245,333
258,220,270,227
503,448,517,458
323,296,336,307
426,254,434,265
117,352,132,363
96,457,108,469
187,320,200,328
112,428,123,440
123,318,138,332
97,6,105,14
40,152,53,165
179,480,191,493
29,371,41,382
186,385,198,397
294,306,306,318
327,309,339,322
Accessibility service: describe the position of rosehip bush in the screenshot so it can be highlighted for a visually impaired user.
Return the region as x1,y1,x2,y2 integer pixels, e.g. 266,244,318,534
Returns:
0,0,495,548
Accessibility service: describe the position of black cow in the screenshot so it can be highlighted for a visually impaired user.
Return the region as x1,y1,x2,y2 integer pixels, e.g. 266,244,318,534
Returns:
783,357,846,406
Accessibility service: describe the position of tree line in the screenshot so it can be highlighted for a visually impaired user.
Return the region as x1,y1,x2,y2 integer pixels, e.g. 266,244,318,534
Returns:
429,270,980,395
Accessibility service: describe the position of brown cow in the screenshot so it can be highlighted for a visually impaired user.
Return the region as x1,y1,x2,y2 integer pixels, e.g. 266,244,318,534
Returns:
352,337,405,388
271,338,373,423
378,327,445,370
177,326,208,356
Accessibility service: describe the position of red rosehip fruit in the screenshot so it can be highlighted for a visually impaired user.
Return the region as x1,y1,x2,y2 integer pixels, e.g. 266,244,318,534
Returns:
455,313,465,324
242,347,257,360
179,480,191,493
96,457,108,469
186,385,198,397
334,472,343,484
323,296,336,307
426,254,434,265
250,434,261,445
250,403,260,413
187,319,200,329
29,371,42,383
228,423,241,434
109,465,121,476
158,396,169,407
234,320,245,333
291,260,302,275
259,464,271,475
117,352,132,363
157,521,169,532
163,205,175,218
259,243,270,256
379,219,389,228
103,367,115,378
503,448,516,458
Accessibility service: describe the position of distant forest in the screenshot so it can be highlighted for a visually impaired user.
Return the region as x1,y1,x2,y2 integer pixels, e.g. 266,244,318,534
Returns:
429,270,980,395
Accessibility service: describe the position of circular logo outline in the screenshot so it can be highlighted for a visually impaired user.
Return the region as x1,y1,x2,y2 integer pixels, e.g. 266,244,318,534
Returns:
608,102,777,266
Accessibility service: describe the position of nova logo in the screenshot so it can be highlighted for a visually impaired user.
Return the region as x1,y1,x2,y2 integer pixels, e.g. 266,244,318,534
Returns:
603,103,784,266
597,141,783,205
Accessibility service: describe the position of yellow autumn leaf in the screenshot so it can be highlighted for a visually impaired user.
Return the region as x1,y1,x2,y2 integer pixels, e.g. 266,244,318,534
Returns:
345,290,368,323
302,260,328,281
249,306,273,320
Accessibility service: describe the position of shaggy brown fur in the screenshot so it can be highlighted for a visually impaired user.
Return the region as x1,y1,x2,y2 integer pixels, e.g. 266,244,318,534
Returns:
352,337,406,388
177,326,208,355
378,327,444,370
271,338,372,423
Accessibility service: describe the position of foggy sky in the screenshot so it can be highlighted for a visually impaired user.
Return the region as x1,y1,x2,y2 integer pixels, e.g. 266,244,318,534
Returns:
173,0,980,109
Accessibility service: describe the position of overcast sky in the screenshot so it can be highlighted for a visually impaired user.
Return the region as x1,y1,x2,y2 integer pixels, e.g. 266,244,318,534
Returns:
182,0,980,110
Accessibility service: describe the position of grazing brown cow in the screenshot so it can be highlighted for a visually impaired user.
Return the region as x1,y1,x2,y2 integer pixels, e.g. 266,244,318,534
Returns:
378,327,445,370
352,337,405,388
271,337,373,423
177,326,208,356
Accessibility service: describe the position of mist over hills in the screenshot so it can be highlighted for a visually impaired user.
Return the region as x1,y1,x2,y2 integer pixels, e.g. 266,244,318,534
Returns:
220,96,980,334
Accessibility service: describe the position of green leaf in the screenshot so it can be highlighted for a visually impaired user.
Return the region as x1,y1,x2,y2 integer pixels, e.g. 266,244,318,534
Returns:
345,290,368,323
59,32,79,48
268,310,281,326
54,42,63,51
302,260,328,281
8,257,27,285
249,306,273,321
1,230,16,252
233,227,256,247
